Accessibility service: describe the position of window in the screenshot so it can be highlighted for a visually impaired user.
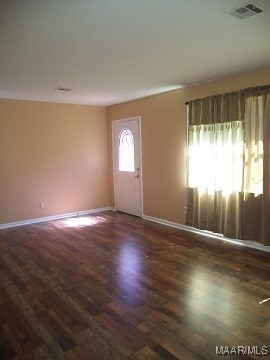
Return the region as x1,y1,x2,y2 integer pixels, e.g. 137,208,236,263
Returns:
119,129,135,172
188,121,244,196
187,95,265,198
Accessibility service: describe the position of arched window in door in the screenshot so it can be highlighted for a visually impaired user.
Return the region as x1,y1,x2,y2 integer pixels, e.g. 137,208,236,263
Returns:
119,129,135,172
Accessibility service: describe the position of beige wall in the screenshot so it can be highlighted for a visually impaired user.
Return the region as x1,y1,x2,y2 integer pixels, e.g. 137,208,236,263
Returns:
107,67,270,224
1,68,269,225
0,99,109,224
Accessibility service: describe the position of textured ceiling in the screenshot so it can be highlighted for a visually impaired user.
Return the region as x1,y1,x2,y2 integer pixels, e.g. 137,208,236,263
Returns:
1,0,270,106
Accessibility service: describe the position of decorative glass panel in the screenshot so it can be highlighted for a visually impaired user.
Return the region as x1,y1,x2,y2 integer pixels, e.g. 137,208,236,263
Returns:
119,129,135,172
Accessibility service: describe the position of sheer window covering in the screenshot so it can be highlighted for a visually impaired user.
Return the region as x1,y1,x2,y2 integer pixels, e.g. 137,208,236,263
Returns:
188,121,244,196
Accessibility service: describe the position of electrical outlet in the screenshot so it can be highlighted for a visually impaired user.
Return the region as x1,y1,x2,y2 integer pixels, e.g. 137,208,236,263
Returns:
40,201,45,208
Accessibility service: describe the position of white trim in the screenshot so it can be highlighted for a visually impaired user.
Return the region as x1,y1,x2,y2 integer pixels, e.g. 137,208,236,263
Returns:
111,116,141,125
142,214,270,253
0,207,112,229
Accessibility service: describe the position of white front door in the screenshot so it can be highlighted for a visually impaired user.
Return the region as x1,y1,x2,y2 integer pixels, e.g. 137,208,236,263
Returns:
113,117,142,217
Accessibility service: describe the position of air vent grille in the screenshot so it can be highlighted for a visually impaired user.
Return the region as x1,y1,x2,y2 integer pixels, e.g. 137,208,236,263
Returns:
55,87,72,92
229,3,263,20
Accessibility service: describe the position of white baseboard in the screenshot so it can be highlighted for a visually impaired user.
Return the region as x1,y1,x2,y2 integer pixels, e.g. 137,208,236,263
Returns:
0,207,112,229
2,209,269,253
142,214,270,253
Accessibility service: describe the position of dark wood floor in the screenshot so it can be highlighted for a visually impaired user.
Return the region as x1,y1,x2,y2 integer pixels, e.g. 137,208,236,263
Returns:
0,211,269,359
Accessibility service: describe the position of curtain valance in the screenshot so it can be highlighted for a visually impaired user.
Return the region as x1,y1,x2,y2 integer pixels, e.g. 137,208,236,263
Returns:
188,84,270,125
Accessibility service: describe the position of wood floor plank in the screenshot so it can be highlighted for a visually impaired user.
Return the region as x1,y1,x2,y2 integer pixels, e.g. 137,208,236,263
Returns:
137,321,202,360
95,310,150,352
11,345,52,360
198,294,268,328
0,301,43,354
38,290,88,333
0,323,17,359
227,321,270,347
0,211,269,359
127,345,163,359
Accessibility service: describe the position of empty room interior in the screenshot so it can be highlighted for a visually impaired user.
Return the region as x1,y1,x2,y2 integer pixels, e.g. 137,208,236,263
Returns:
1,1,270,359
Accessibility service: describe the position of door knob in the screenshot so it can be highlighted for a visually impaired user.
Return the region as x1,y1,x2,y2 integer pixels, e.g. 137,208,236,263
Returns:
135,175,140,178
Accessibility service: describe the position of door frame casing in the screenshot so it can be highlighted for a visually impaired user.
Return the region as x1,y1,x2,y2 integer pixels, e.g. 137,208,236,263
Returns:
112,116,143,217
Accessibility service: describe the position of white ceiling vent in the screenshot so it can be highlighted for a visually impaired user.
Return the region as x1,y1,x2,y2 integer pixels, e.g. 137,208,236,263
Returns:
55,87,72,91
229,4,263,20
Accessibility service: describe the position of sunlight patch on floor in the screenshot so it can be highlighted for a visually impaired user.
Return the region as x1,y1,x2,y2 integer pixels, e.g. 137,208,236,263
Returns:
61,216,107,228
